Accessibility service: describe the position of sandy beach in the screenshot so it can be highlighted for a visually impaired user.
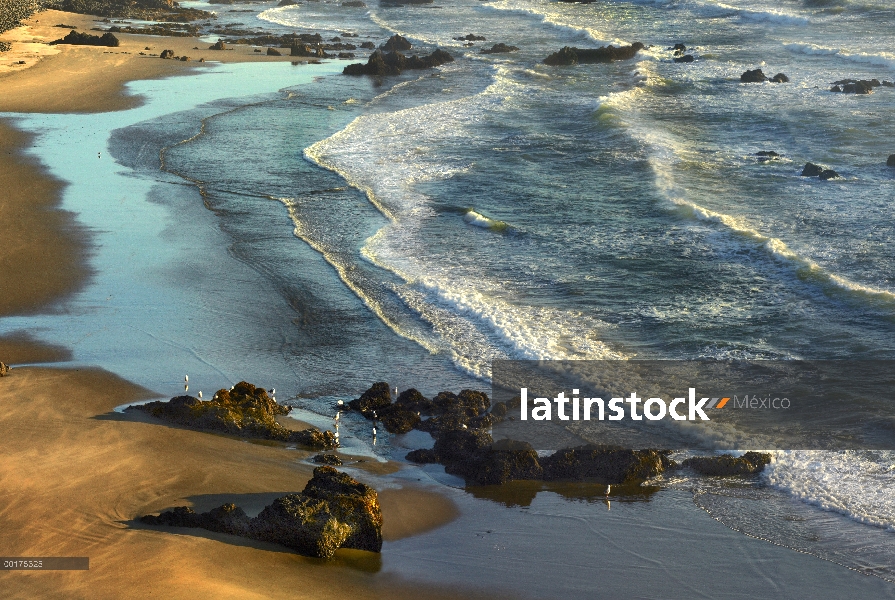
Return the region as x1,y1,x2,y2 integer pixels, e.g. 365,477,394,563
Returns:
0,12,471,598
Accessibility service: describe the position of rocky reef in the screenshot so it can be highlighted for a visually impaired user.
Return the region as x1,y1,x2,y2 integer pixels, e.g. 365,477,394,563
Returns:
830,78,894,94
481,43,519,54
543,42,644,66
127,381,336,449
342,48,453,76
140,466,382,558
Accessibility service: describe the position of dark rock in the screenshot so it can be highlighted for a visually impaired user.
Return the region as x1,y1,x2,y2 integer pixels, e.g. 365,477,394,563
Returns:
819,169,841,180
343,0,367,5
342,48,454,76
801,162,824,177
267,47,282,56
278,0,298,4
454,34,486,41
680,451,771,476
381,34,412,51
740,68,767,83
490,402,508,418
670,43,686,56
541,445,674,484
126,381,336,449
209,40,226,50
313,453,343,466
544,42,644,66
379,405,421,434
338,52,355,59
142,467,382,558
179,56,190,61
756,150,781,162
481,43,519,54
673,54,694,63
348,382,392,418
770,72,789,83
360,41,375,49
160,49,174,59
883,81,894,88
830,85,842,93
405,448,439,463
290,44,329,58
51,30,120,47
395,388,434,414
425,430,543,485
832,79,876,94
887,154,895,167
0,362,8,377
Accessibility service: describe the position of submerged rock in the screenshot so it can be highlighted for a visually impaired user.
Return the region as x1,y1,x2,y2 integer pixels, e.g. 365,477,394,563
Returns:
818,169,841,180
142,467,382,558
801,162,825,177
543,42,644,66
481,43,518,54
756,150,780,161
127,381,336,449
680,452,771,476
887,154,895,167
455,33,486,41
831,78,881,94
673,54,694,63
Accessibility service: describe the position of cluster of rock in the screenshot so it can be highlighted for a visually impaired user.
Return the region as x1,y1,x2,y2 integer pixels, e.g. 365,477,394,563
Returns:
206,31,358,57
830,78,894,94
51,0,212,22
543,42,644,66
50,30,120,47
345,382,771,487
343,48,453,76
801,162,841,180
107,22,198,36
740,69,789,83
481,43,519,55
158,49,200,61
0,361,8,377
346,382,497,435
756,150,781,162
140,466,382,558
127,380,336,449
670,43,694,63
455,34,486,42
888,155,895,167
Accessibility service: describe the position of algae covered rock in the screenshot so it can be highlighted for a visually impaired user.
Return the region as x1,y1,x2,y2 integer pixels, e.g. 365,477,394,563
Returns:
127,381,336,449
681,451,771,476
141,466,382,558
540,444,674,484
348,381,392,417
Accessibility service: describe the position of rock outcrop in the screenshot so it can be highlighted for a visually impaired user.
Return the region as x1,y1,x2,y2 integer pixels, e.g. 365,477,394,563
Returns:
801,162,840,180
141,466,382,558
127,381,336,449
455,34,486,41
267,47,282,56
481,43,519,54
829,78,891,94
680,451,771,476
544,42,644,66
160,49,174,59
0,361,8,377
342,48,454,76
380,34,412,51
541,445,673,483
888,154,895,167
51,30,120,47
209,40,226,50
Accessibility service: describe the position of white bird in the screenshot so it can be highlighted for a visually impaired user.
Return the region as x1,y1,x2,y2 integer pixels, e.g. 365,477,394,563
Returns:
395,386,398,396
461,424,468,429
269,388,276,396
372,427,377,436
184,375,189,383
198,391,202,399
606,484,611,496
372,411,377,419
335,430,339,437
335,412,340,421
184,384,189,392
337,399,344,406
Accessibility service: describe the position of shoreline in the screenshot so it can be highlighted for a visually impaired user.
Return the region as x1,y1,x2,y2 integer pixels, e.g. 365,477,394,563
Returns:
0,11,473,598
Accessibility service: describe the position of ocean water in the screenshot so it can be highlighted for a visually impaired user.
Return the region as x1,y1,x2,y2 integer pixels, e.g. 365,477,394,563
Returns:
7,0,895,589
168,0,895,582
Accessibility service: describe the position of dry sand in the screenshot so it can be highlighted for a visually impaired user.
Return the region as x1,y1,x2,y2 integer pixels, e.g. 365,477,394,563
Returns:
0,13,471,598
0,10,331,114
0,367,468,599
